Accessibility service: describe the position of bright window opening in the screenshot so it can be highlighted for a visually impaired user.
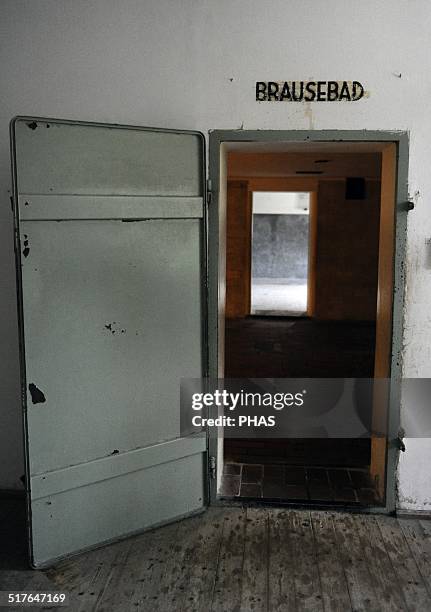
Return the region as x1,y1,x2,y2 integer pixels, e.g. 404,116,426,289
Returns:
251,191,310,315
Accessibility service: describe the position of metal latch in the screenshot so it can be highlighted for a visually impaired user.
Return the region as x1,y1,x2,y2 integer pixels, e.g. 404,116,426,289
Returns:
209,455,216,479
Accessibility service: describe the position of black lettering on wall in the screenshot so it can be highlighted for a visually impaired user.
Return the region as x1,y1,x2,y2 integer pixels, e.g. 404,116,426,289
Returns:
279,81,292,100
304,81,316,101
339,81,351,101
327,81,339,101
256,82,267,101
267,81,280,101
352,81,364,101
317,81,327,101
254,80,365,102
291,81,304,101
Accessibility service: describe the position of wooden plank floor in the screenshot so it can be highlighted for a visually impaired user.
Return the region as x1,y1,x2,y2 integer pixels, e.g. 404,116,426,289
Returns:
1,505,431,611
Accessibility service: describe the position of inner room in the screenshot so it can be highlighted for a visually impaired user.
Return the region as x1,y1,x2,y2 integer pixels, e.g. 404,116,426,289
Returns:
219,140,395,507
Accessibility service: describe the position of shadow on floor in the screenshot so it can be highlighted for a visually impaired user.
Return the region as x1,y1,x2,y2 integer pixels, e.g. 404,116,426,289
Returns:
0,497,28,571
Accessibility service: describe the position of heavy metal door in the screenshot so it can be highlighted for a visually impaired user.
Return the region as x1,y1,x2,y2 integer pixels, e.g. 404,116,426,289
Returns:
11,117,208,567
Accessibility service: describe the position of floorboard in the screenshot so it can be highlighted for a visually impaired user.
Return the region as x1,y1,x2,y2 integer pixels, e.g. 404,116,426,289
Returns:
154,513,203,612
332,512,378,611
398,518,431,598
311,511,351,611
288,510,324,612
352,514,406,611
240,508,268,612
377,515,431,611
178,508,224,612
267,508,296,611
211,508,246,612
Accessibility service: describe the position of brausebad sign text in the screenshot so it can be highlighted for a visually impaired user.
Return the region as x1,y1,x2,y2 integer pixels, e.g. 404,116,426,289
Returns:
256,80,365,102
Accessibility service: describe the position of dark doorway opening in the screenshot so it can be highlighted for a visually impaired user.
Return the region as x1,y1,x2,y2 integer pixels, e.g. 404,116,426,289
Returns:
218,141,397,507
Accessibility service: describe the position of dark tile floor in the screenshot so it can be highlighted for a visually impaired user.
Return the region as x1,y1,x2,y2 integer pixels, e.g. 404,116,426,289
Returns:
219,462,380,506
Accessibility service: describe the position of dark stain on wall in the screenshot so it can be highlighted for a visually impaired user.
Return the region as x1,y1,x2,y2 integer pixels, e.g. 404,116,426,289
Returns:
22,235,30,258
29,383,46,404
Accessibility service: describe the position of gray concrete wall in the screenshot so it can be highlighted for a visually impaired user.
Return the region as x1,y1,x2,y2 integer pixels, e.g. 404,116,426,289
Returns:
252,214,309,280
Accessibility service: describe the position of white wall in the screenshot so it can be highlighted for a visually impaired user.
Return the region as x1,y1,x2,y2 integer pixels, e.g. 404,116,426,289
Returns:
0,0,429,508
253,192,310,215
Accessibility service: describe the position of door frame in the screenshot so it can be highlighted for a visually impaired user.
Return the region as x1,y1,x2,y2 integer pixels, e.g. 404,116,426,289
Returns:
207,129,409,514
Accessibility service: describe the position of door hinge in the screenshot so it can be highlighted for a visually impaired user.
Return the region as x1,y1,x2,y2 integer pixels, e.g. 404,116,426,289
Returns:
388,429,406,453
209,455,217,479
397,429,406,452
401,201,415,212
207,178,212,205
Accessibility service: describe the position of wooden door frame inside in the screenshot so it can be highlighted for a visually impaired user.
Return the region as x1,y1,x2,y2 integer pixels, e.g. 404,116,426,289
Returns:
228,181,317,318
208,129,409,514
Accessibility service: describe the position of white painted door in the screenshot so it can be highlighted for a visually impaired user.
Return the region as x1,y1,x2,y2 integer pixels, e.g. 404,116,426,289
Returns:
11,117,207,567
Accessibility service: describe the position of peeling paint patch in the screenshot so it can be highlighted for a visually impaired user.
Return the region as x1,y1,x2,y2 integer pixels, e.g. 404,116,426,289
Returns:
29,383,46,404
22,235,30,258
104,322,125,335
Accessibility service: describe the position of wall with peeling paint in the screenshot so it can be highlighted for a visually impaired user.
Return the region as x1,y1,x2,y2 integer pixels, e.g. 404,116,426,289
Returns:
0,0,429,508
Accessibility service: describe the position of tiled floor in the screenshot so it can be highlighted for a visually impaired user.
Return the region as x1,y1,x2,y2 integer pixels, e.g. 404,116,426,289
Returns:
219,462,380,505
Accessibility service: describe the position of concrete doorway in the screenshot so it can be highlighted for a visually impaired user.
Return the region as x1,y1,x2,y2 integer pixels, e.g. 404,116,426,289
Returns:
208,131,408,514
